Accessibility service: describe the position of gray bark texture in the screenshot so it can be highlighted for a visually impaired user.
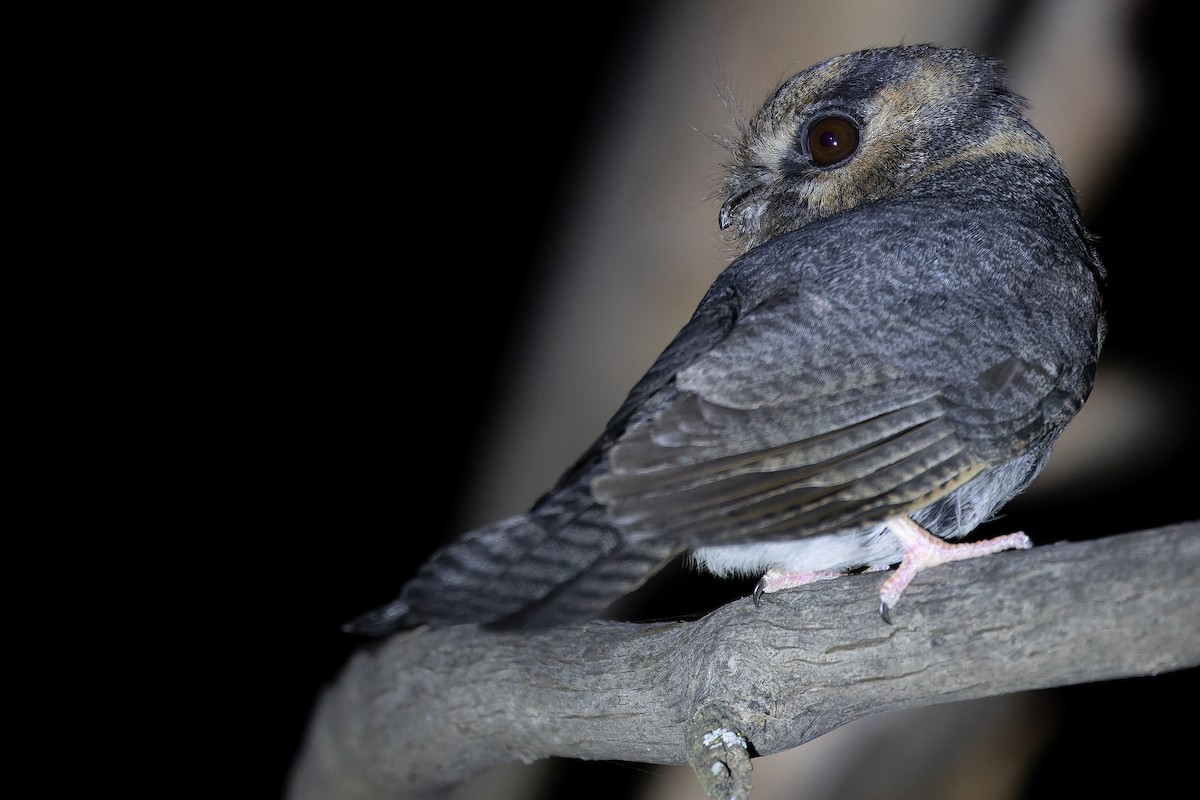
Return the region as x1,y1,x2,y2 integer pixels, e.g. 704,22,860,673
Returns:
289,521,1200,800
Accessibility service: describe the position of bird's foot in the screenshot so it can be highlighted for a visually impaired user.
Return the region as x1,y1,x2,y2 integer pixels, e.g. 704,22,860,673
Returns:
753,569,841,605
877,516,1032,623
748,563,892,606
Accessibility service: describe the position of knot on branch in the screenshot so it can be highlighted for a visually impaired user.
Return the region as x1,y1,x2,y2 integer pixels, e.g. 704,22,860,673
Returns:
688,704,753,800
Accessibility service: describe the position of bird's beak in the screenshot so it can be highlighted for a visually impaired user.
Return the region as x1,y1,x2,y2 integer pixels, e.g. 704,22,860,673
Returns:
719,193,747,230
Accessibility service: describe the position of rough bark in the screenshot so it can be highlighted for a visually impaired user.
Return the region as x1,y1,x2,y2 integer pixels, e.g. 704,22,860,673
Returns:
289,521,1200,800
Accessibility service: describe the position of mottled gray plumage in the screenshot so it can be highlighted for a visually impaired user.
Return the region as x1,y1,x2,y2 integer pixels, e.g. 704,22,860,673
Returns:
347,44,1105,634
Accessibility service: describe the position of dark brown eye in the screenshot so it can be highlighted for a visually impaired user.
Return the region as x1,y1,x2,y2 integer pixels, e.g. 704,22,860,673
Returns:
806,116,859,167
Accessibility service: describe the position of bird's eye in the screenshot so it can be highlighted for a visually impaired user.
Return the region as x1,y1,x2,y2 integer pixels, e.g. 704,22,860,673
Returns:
806,116,860,167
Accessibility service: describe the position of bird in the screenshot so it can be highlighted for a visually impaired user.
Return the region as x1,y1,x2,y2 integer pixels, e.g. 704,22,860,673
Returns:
346,43,1106,634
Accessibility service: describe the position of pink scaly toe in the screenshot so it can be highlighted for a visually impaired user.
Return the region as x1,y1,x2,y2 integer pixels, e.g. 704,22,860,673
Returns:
878,516,1032,623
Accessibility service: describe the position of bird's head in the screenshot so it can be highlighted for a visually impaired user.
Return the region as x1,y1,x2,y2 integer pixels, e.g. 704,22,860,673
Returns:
717,44,1061,251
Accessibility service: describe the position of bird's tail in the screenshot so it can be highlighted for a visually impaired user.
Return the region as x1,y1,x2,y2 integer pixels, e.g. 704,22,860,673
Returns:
343,498,680,634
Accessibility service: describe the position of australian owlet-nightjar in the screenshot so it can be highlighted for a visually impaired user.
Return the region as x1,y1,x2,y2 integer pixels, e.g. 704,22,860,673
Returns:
347,43,1106,634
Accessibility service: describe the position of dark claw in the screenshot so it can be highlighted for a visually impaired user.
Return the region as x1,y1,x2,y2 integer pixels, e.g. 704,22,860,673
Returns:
752,579,766,606
878,599,893,625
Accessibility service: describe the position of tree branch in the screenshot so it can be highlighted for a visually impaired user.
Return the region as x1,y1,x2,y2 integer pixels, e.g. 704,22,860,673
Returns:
288,522,1200,800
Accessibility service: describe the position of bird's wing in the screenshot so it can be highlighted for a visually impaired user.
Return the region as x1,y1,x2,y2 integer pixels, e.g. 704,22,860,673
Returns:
537,278,743,500
592,220,1077,547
